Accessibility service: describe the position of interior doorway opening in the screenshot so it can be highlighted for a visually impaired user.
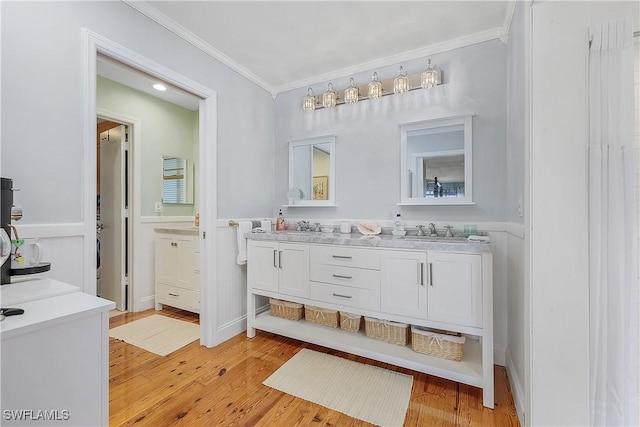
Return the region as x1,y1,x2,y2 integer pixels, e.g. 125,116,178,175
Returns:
96,119,130,311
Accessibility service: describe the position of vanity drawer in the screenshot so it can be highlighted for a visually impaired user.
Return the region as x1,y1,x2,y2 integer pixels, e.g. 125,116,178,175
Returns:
157,284,200,312
310,281,380,311
311,245,381,270
310,264,380,290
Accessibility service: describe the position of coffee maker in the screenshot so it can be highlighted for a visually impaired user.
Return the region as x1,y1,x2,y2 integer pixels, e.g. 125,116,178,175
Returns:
1,178,15,284
1,177,50,284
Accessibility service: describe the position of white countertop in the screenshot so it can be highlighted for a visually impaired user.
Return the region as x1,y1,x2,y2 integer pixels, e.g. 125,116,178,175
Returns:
245,231,493,253
0,277,79,306
1,292,114,340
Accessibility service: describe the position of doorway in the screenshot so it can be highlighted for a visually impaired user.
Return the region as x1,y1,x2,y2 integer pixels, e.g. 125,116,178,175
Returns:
96,120,130,311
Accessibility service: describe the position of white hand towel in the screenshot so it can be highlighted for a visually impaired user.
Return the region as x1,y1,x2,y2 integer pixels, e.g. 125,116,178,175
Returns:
236,221,252,265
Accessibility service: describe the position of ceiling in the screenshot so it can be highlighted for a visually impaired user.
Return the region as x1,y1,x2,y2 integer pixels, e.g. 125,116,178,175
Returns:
124,1,515,95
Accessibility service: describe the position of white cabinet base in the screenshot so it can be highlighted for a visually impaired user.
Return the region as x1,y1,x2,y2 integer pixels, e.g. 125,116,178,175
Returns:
253,312,485,388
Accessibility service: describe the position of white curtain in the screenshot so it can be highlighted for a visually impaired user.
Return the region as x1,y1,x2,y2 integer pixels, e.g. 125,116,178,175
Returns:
588,17,638,426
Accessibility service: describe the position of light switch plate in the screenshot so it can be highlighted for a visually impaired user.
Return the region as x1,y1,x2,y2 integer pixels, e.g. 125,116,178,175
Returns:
155,201,162,213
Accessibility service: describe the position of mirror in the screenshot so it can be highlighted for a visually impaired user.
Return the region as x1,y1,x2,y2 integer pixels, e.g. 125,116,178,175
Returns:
162,155,194,204
288,135,336,206
400,115,473,205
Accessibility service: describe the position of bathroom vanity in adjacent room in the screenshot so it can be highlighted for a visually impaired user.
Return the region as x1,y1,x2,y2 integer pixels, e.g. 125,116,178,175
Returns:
246,231,494,408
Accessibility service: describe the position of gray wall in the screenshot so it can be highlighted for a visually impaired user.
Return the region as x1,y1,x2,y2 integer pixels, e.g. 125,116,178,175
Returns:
97,76,199,217
1,1,275,223
274,40,507,223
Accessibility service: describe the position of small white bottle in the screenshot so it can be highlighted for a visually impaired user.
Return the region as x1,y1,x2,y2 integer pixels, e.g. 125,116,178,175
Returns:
394,213,404,232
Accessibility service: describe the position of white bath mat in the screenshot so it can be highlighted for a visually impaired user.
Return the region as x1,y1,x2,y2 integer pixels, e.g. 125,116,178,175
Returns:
109,314,199,356
263,348,413,426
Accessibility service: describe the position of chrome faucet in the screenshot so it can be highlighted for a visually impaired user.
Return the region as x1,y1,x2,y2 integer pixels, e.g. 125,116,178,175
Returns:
428,223,438,237
444,225,453,237
297,220,310,231
416,225,426,236
313,222,321,232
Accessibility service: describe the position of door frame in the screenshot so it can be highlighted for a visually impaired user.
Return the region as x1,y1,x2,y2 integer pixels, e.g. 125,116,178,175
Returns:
97,113,138,312
82,29,218,347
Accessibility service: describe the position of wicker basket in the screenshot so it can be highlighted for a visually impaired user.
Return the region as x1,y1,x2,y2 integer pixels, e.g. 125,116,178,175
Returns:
364,317,410,346
269,298,304,321
304,305,339,328
411,326,465,361
339,312,362,333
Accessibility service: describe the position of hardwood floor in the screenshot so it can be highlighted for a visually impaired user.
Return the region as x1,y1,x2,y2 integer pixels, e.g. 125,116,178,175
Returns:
109,308,520,427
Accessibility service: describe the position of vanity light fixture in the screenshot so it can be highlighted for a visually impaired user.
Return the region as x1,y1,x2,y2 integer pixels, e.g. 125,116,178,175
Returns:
302,87,316,111
152,83,167,91
367,72,383,99
299,63,444,110
393,66,409,94
421,59,441,89
322,82,337,108
344,78,359,104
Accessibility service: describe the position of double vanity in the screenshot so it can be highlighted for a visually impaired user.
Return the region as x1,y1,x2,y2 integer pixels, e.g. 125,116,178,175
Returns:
246,230,494,408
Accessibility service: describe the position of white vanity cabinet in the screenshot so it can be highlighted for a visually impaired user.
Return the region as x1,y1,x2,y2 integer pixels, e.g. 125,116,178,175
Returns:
309,245,381,311
246,233,494,408
380,250,483,328
248,240,309,298
154,229,200,313
427,251,482,327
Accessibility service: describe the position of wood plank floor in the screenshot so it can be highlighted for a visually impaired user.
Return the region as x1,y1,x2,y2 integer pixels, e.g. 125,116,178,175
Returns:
109,308,520,427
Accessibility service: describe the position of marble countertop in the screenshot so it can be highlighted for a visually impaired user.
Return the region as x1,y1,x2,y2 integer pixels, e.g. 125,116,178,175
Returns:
245,231,492,253
154,227,199,235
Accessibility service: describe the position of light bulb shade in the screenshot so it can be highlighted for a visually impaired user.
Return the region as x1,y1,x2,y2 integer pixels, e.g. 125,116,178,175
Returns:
344,77,359,104
322,83,337,108
368,72,383,99
393,66,409,94
421,60,441,89
302,88,316,111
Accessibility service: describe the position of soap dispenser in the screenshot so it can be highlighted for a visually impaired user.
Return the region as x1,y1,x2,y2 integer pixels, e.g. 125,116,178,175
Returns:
394,213,405,231
276,209,286,231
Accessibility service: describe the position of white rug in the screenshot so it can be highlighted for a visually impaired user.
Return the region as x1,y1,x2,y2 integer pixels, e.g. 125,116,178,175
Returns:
263,349,413,427
109,314,199,356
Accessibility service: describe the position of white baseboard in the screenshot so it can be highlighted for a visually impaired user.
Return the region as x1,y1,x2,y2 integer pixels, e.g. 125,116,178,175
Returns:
493,345,506,366
215,316,248,345
137,295,156,312
506,349,526,426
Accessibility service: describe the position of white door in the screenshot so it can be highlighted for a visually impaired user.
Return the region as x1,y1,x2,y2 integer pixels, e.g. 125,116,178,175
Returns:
278,243,309,298
380,250,427,319
427,252,482,327
98,125,125,310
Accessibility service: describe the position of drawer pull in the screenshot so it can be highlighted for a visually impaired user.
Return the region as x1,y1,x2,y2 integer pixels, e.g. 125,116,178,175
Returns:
420,262,424,286
332,255,352,260
332,274,353,280
332,293,352,299
279,251,282,269
168,293,179,297
273,249,278,268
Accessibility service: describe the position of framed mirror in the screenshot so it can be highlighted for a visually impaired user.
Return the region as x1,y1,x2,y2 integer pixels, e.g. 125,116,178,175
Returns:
400,115,473,205
288,135,336,206
162,155,194,204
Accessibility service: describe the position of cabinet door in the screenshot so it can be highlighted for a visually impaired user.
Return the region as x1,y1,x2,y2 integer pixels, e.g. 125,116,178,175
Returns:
155,237,177,284
278,243,309,298
427,252,482,327
176,236,200,290
380,251,427,319
248,240,280,292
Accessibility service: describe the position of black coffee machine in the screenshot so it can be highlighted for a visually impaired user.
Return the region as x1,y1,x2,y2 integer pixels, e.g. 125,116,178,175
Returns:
1,177,14,284
1,177,50,284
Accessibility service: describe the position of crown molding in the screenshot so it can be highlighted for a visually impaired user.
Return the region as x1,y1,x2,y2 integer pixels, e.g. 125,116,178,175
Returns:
123,0,278,97
274,26,507,94
124,1,510,97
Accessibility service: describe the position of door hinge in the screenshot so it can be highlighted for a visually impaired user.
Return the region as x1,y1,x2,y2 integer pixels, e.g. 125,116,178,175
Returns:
202,231,206,239
124,141,130,151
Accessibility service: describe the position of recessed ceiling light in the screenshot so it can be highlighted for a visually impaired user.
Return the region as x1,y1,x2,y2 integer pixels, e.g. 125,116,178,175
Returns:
153,83,167,91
